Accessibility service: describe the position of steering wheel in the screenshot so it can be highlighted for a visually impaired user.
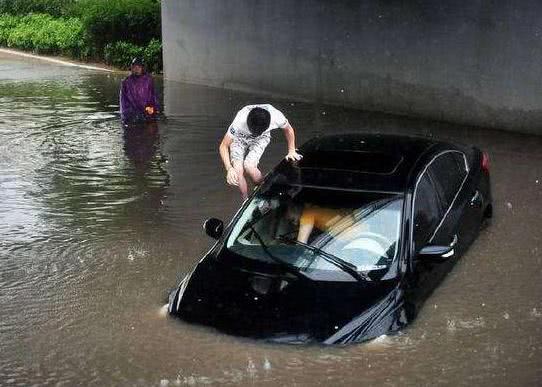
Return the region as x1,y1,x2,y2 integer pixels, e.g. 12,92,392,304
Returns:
342,231,393,256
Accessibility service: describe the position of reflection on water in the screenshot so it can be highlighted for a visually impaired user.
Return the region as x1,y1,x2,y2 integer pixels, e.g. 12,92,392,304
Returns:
1,52,541,386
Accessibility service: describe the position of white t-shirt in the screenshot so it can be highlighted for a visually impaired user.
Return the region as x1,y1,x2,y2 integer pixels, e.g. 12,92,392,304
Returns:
226,104,289,140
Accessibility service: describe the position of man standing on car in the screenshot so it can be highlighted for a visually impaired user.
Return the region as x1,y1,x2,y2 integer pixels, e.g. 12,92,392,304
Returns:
219,104,303,200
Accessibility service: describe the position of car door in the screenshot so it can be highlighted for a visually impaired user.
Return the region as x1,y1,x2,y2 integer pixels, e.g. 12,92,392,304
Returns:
428,151,480,254
408,166,447,303
453,151,485,250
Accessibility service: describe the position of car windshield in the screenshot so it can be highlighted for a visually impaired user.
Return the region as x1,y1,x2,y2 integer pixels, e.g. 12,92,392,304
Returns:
226,184,403,281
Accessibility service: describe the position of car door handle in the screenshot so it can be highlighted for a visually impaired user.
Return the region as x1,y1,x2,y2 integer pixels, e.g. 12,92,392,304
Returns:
450,234,458,248
470,190,482,207
440,235,458,258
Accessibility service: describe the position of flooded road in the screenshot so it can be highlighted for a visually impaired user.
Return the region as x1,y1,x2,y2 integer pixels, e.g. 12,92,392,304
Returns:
1,52,541,386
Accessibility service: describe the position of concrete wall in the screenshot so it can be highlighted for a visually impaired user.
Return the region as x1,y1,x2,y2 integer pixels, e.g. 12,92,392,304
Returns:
162,0,542,134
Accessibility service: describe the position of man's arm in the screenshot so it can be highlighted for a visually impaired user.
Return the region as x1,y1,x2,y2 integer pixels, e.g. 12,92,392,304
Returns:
297,210,314,243
219,134,238,186
282,124,303,161
297,223,314,244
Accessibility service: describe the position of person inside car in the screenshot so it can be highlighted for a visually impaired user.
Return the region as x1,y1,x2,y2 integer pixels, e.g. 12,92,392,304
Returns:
297,204,352,244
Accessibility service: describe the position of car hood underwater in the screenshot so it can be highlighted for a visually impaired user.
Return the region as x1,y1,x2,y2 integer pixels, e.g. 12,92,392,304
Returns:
168,248,410,345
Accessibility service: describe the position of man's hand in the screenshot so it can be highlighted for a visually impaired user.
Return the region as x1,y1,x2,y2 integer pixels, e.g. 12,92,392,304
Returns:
285,149,303,162
282,125,302,162
226,167,239,186
145,105,155,115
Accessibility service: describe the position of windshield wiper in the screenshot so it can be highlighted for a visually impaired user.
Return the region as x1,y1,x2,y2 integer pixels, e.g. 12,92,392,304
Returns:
277,236,368,282
247,225,309,281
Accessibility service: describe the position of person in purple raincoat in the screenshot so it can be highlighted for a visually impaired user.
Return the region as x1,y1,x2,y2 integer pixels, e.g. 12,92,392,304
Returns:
119,57,160,123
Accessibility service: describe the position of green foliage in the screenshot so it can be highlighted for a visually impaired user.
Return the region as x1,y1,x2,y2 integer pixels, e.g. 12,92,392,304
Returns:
0,13,84,56
0,13,20,46
143,38,162,73
0,0,76,17
74,0,160,49
104,38,162,73
0,0,162,71
104,41,142,69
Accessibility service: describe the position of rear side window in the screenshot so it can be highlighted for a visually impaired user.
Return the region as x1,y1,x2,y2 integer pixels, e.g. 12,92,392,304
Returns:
413,174,443,251
427,152,468,209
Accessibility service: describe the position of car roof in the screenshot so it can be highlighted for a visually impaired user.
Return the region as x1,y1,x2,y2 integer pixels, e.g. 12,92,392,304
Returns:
274,133,447,193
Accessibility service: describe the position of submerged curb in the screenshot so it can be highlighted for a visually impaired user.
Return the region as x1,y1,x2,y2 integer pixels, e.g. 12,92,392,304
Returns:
0,48,115,72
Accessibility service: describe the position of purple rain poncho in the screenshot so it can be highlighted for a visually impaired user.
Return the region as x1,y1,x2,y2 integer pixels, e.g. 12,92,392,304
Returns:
119,73,160,122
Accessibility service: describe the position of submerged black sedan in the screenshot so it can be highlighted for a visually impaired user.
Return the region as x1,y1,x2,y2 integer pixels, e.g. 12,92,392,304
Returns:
168,134,492,344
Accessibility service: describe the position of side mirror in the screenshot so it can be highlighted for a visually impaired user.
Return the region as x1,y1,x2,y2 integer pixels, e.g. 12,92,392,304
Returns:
419,235,458,259
203,218,224,239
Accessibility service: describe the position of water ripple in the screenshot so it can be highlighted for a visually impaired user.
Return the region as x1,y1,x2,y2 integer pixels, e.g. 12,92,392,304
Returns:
1,54,542,386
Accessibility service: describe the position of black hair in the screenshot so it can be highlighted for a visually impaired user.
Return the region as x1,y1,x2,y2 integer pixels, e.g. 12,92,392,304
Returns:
247,107,271,136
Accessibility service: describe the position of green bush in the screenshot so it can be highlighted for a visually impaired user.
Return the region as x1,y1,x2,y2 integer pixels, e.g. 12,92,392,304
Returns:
143,38,162,73
0,13,84,56
104,41,143,69
0,14,20,46
104,38,162,73
0,0,162,71
74,0,160,50
0,0,76,17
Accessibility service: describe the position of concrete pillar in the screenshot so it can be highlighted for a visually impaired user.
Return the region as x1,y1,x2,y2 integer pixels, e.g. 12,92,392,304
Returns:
162,0,542,134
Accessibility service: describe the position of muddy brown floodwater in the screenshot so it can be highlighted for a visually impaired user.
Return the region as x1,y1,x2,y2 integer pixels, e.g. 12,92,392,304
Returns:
0,52,541,386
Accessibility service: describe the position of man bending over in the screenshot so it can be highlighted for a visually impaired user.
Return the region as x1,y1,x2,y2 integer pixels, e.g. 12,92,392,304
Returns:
219,104,302,200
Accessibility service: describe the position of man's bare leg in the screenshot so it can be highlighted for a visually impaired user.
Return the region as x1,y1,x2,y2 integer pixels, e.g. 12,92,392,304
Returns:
244,163,263,186
233,160,249,200
243,137,268,189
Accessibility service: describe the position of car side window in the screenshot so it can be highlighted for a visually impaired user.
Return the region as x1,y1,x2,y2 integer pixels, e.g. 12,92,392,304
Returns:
427,152,468,209
413,173,443,252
